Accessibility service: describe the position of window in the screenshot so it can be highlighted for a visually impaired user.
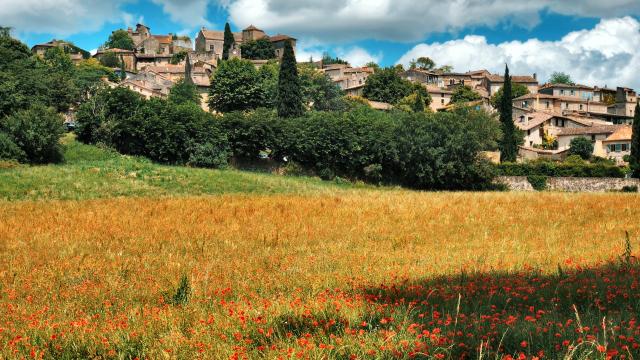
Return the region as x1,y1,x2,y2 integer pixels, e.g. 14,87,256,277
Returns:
622,143,628,151
441,99,444,105
579,104,583,110
546,101,550,109
570,90,575,96
527,129,531,136
560,89,565,95
209,45,214,51
522,101,528,108
591,135,596,142
449,79,454,85
616,144,622,152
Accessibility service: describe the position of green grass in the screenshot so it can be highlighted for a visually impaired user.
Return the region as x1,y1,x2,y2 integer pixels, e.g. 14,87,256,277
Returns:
0,134,377,201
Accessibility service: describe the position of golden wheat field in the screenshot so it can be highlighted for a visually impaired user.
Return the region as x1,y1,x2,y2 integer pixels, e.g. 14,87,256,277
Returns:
1,192,640,359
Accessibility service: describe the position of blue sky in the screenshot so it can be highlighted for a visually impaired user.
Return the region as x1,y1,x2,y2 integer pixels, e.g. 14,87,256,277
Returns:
3,0,640,88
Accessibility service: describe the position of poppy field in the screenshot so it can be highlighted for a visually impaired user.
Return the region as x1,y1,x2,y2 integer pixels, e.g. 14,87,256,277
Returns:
1,192,639,359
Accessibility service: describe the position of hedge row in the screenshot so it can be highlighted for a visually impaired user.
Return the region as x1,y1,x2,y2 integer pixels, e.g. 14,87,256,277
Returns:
75,87,503,190
496,162,627,178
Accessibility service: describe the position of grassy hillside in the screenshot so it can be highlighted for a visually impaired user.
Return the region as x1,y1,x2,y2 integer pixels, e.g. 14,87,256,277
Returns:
0,135,375,201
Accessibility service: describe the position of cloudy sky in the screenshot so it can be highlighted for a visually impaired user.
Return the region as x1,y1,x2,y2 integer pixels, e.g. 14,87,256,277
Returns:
3,0,640,88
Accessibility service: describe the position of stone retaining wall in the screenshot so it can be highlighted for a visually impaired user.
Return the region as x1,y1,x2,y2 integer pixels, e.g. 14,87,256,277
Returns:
497,176,640,192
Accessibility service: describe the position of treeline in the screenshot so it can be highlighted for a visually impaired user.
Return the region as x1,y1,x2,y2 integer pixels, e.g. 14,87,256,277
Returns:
0,30,117,164
76,84,502,190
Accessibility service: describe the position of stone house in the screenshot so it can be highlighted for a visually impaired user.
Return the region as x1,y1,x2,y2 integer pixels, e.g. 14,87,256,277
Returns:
127,24,193,56
31,40,87,64
94,48,137,72
195,25,296,61
602,126,633,164
556,125,620,154
425,85,453,112
482,73,538,97
609,87,637,117
513,93,609,115
134,53,172,71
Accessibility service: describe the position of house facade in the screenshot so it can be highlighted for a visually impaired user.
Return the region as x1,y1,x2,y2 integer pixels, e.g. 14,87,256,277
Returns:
195,25,296,61
31,40,88,64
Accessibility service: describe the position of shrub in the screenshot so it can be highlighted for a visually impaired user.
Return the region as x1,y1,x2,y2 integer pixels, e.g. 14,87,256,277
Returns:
568,137,594,160
621,185,638,193
527,175,548,191
0,105,64,164
564,154,585,165
0,132,26,162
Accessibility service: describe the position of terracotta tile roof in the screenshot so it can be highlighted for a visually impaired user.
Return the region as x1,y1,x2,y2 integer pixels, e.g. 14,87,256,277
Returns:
514,93,557,101
486,74,538,83
603,126,633,142
425,86,453,94
539,83,593,90
557,125,621,136
135,53,173,59
243,25,263,32
143,65,185,74
559,115,611,127
514,112,554,131
269,34,296,42
152,35,173,44
200,30,243,42
513,93,607,106
96,48,134,54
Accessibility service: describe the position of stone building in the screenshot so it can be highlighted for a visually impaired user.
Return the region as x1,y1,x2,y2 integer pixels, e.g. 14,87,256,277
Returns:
195,25,296,60
31,40,88,64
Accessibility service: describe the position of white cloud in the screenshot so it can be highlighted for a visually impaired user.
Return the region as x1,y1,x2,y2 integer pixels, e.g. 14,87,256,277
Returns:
0,0,132,36
336,47,382,67
397,17,640,89
223,0,640,43
150,0,212,27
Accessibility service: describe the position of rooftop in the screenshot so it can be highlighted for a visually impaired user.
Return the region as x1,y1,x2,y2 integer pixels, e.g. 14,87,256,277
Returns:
603,126,633,142
557,125,621,136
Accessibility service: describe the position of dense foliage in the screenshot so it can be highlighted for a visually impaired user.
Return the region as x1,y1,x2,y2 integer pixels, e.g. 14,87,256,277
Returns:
568,136,594,160
208,58,271,113
321,53,348,65
490,82,530,108
298,63,346,111
222,23,234,61
104,29,134,50
0,104,64,163
363,67,414,105
496,161,627,178
451,85,482,104
219,106,501,190
549,71,574,85
277,41,304,118
0,32,107,164
75,86,229,168
240,38,276,60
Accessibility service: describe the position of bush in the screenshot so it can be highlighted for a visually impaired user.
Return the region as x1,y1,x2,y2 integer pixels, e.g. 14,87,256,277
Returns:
621,185,638,193
527,175,548,191
0,132,26,162
568,137,594,160
0,105,64,164
75,87,230,169
220,107,500,190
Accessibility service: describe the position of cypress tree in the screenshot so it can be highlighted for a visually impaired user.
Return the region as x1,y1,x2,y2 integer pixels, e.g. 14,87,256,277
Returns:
499,64,518,162
119,55,126,80
277,40,304,118
630,103,640,177
222,22,234,61
412,92,425,113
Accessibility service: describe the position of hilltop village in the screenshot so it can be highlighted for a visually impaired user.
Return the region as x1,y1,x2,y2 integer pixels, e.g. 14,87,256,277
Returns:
31,23,637,165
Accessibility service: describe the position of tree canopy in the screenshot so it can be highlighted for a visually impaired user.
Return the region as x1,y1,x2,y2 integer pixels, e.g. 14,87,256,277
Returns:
549,72,574,85
240,38,276,60
222,22,234,61
105,29,134,50
208,58,269,113
363,67,414,104
277,40,304,118
490,82,530,108
630,103,640,177
451,85,482,104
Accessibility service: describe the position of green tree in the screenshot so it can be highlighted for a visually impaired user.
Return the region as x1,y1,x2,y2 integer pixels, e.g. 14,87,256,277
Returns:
170,50,189,65
169,78,200,105
416,57,435,70
451,85,481,104
240,38,276,60
277,40,304,118
98,51,120,68
490,83,530,108
222,22,234,61
630,103,640,177
105,29,134,50
498,65,519,162
412,91,425,112
321,53,348,65
0,104,64,164
298,63,345,111
208,58,266,112
569,137,594,160
438,65,454,73
549,72,574,85
364,61,380,72
362,67,413,104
